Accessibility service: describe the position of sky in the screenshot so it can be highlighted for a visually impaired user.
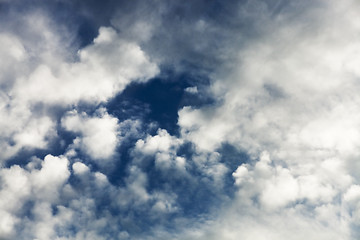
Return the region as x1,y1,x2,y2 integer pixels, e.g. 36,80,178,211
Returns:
1,0,360,239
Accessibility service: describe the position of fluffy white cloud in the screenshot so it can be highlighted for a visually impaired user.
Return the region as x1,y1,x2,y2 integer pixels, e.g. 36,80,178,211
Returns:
0,11,158,162
232,151,353,211
0,154,70,239
72,162,90,175
135,129,181,155
15,27,158,105
3,0,360,239
165,152,350,240
62,109,119,160
174,0,360,238
133,129,229,193
178,0,360,159
13,117,55,149
0,152,156,239
31,155,70,203
0,2,220,240
184,86,198,94
134,129,185,170
28,201,73,240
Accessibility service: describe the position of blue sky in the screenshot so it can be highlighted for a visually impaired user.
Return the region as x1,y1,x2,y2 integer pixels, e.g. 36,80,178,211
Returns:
1,0,360,239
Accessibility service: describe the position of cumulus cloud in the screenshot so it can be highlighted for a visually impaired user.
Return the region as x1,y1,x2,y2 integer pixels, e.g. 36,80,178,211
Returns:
171,0,360,238
2,0,360,239
133,129,185,170
179,0,360,158
72,161,90,175
62,108,119,161
15,26,158,105
0,151,178,239
0,4,162,238
184,86,198,94
0,9,158,162
0,154,70,239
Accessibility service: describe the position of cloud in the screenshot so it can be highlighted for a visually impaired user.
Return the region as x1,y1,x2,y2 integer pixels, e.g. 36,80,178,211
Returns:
62,108,119,161
15,26,158,105
0,9,158,162
72,161,90,175
0,151,178,239
178,0,360,158
13,117,55,149
0,5,163,238
170,0,360,238
133,129,185,171
0,154,70,239
2,0,360,239
184,86,198,94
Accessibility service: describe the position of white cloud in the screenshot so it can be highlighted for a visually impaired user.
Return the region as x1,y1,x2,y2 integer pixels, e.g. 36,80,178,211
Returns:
179,206,349,240
29,201,73,240
0,165,30,239
232,151,353,214
0,154,71,239
135,129,181,155
0,10,158,162
0,210,18,239
72,162,90,175
0,166,31,214
62,109,119,160
14,26,158,105
184,86,198,94
0,33,26,71
3,1,360,239
173,0,360,238
13,116,55,149
178,0,360,160
31,155,70,203
134,129,185,171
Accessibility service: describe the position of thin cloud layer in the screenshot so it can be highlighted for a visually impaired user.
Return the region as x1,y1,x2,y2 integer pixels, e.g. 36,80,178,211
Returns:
1,0,360,239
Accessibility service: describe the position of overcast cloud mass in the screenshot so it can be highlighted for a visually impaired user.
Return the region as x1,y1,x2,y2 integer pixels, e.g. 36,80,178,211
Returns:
1,0,360,239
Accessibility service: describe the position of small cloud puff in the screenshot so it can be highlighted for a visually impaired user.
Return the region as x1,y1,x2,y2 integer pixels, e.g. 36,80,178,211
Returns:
184,86,198,94
134,129,185,171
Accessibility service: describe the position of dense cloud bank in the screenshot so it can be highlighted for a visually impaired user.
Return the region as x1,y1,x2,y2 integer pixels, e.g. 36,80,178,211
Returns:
1,0,360,239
